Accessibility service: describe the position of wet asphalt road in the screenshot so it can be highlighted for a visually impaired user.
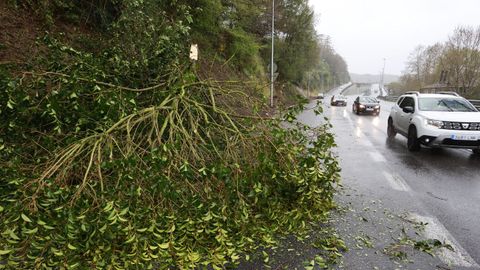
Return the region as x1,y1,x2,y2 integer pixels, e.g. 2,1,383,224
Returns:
297,89,480,269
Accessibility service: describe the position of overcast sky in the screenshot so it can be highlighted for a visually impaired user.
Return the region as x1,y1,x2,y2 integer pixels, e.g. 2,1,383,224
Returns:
310,0,480,76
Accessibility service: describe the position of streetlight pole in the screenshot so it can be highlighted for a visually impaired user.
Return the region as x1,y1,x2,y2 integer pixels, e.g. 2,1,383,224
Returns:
270,0,275,108
380,58,386,92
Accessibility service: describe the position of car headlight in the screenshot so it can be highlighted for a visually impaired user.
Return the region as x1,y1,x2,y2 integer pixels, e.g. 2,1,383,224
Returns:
426,119,443,128
359,105,365,108
374,105,380,109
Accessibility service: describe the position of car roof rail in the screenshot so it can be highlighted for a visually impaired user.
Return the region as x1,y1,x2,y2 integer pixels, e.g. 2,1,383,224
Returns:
437,91,460,97
404,91,419,96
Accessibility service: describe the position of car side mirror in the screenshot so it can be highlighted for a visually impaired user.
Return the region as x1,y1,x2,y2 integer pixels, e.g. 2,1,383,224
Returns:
402,106,414,113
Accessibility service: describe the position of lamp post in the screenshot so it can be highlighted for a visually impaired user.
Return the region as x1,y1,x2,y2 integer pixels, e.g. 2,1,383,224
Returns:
270,0,275,108
380,58,386,92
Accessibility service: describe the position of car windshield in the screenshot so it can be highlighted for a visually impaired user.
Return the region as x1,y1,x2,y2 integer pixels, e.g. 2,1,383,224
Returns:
336,95,346,99
359,97,378,103
418,97,477,112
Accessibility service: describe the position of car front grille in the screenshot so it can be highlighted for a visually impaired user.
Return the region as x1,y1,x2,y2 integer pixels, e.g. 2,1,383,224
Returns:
441,139,480,147
441,122,480,130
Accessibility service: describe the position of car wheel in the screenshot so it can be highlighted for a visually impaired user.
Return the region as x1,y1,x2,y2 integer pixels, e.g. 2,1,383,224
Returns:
387,118,396,138
472,149,480,155
407,125,421,151
352,105,356,113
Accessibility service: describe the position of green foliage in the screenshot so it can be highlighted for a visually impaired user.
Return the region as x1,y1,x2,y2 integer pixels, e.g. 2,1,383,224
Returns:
274,0,319,83
223,28,264,75
0,80,340,268
187,1,266,76
189,0,223,48
0,1,341,268
10,0,122,28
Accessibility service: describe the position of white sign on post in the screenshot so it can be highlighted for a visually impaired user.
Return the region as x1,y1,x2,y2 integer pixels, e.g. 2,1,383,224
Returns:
189,44,198,61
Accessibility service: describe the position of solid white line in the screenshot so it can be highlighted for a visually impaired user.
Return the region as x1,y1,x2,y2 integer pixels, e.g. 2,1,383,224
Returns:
369,151,387,163
382,171,410,192
408,213,479,268
343,109,349,119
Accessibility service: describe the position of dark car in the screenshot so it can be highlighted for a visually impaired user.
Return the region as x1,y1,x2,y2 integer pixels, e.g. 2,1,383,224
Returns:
331,95,347,106
352,96,380,116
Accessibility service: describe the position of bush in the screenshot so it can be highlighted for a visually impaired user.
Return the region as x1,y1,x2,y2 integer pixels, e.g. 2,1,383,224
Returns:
0,1,340,269
0,97,339,268
0,65,339,268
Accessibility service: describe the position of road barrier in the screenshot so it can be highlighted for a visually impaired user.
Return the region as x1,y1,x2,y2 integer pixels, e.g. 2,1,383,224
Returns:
470,100,480,110
377,96,398,102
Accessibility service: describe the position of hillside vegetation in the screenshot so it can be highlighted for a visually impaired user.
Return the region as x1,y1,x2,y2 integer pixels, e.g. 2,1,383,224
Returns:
0,1,346,269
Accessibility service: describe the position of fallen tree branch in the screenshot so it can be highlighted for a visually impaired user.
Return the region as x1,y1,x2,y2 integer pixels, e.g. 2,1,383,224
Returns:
22,71,167,92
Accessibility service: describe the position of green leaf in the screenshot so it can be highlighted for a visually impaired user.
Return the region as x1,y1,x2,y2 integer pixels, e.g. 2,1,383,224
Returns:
167,224,175,233
36,219,46,226
8,230,19,240
262,250,269,263
125,235,136,244
21,213,32,223
68,262,80,269
0,249,12,255
43,225,54,230
51,248,64,256
24,227,38,234
188,252,200,262
158,243,169,249
67,243,77,250
6,99,15,109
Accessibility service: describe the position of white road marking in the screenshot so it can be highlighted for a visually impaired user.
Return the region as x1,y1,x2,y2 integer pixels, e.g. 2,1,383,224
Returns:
356,117,363,125
355,127,363,138
369,151,387,163
408,213,479,268
382,171,410,192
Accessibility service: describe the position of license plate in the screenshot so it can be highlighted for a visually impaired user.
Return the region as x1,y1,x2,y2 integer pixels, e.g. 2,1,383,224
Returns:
366,108,373,111
451,134,478,141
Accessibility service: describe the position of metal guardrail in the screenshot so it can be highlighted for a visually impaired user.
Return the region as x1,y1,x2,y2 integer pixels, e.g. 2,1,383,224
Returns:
377,96,398,102
470,100,480,110
338,82,353,95
378,96,480,110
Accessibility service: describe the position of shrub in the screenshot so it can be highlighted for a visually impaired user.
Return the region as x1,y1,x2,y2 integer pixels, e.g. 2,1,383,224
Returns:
0,1,340,269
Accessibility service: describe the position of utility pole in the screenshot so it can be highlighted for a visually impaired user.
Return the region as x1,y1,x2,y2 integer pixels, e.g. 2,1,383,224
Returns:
270,0,275,108
380,58,386,92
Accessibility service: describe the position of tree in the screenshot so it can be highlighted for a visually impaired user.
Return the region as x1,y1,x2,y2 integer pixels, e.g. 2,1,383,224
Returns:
399,25,480,97
440,26,480,96
405,45,425,88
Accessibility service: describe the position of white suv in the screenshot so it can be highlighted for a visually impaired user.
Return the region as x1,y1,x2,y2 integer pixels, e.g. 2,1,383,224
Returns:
387,91,480,154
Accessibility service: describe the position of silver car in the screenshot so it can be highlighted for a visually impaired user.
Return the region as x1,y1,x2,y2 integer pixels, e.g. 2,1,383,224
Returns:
331,95,347,106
